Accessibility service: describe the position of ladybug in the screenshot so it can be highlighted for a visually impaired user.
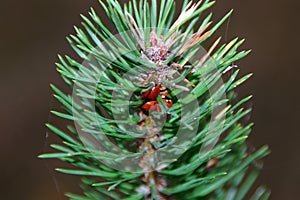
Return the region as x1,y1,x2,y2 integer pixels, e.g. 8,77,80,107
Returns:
141,101,161,112
141,84,161,100
161,95,173,108
141,95,173,113
140,84,173,115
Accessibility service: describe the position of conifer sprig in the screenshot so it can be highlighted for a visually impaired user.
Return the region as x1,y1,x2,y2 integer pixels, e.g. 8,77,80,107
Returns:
40,0,270,199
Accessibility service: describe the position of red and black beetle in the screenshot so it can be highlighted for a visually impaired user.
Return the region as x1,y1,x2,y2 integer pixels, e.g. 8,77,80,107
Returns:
141,84,161,100
140,84,173,114
161,95,173,108
141,95,173,113
141,101,161,112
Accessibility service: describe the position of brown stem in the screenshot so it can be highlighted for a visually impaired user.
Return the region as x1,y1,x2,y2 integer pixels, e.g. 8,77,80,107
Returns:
138,116,169,200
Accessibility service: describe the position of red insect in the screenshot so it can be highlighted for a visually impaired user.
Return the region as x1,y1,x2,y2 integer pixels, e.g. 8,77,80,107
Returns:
161,95,173,108
141,101,161,112
141,84,161,100
140,84,173,114
141,95,173,113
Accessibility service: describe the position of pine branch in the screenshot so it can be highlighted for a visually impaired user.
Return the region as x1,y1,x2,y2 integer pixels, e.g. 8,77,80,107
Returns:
40,0,270,199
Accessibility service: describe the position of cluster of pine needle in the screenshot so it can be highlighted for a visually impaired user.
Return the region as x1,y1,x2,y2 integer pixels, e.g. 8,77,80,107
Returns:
40,0,270,199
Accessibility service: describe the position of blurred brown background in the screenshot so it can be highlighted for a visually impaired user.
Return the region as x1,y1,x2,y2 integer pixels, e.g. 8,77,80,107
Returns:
0,0,299,199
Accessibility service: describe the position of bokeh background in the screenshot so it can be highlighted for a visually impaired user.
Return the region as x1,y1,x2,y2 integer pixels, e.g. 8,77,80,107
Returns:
1,0,299,199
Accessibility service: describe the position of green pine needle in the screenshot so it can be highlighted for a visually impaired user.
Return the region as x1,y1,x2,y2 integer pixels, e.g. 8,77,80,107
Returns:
40,0,270,199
